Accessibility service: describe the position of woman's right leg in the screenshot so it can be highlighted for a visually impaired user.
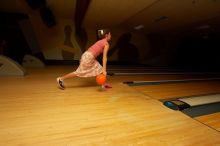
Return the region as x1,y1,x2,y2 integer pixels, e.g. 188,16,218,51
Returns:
60,71,76,80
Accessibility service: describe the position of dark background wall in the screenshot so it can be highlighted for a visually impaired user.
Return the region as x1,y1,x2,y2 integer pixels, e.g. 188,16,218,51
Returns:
0,12,30,64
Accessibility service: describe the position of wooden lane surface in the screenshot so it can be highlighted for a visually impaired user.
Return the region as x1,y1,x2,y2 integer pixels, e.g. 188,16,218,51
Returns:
131,75,220,132
0,66,220,146
132,81,220,100
195,112,220,132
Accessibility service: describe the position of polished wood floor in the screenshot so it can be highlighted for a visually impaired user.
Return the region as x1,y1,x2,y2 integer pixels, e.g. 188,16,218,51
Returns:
195,112,220,132
132,81,220,100
131,75,220,133
0,66,220,146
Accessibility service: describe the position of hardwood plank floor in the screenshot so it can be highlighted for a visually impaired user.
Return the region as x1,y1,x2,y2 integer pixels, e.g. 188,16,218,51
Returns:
132,81,220,100
195,112,220,132
0,66,219,146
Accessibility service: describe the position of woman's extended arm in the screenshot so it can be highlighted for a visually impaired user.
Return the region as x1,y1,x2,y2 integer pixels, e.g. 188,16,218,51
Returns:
102,43,109,75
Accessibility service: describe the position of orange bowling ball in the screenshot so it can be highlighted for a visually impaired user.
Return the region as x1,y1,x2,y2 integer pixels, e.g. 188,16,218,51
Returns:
96,74,106,85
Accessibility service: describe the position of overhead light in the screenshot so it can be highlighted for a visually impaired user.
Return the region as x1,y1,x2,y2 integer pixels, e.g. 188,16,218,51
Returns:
203,35,209,39
154,16,168,22
134,25,144,30
196,25,211,30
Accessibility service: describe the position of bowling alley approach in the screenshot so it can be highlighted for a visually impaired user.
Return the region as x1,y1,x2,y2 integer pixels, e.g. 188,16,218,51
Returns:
1,1,220,146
